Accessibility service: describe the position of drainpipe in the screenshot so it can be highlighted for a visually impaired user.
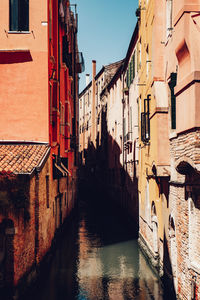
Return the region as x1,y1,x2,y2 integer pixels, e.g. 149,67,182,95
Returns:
73,8,78,166
92,60,96,146
58,1,61,137
122,73,125,167
34,169,39,263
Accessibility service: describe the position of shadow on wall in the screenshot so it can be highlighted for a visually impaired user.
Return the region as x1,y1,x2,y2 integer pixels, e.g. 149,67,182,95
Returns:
78,108,139,236
163,230,177,299
0,218,14,298
78,108,177,299
0,51,33,64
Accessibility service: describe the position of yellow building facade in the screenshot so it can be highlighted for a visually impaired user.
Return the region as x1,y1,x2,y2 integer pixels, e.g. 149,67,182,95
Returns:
138,0,170,275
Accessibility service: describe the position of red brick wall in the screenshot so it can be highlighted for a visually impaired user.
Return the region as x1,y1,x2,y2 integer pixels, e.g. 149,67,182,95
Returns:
0,156,77,287
169,129,200,299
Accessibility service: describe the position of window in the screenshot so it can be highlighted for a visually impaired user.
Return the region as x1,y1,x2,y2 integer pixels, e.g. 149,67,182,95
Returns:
141,95,150,143
166,0,173,38
62,36,69,65
123,117,126,138
10,0,29,32
60,104,65,136
132,52,136,81
129,107,132,135
169,73,177,130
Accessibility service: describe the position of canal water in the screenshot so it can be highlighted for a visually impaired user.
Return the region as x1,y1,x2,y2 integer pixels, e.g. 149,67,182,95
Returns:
23,198,170,300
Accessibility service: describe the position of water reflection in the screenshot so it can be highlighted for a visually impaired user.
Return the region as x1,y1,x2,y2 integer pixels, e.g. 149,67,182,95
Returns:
23,200,165,300
76,203,163,300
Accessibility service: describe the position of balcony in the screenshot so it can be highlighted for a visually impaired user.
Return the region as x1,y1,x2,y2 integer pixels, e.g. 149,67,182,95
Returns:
76,52,85,73
124,132,132,144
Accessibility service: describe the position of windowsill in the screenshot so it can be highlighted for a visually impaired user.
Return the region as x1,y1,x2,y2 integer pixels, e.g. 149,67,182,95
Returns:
189,260,200,275
7,31,31,34
169,131,177,140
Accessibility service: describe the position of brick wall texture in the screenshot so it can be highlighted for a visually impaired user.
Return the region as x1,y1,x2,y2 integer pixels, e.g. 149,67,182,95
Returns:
0,156,76,287
170,129,200,299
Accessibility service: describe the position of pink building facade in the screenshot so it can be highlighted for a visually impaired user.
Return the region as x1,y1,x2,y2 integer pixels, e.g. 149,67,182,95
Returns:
166,0,200,298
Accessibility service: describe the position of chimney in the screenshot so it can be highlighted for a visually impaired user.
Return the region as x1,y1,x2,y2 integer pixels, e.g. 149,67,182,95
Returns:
92,60,96,80
86,74,90,87
91,60,96,146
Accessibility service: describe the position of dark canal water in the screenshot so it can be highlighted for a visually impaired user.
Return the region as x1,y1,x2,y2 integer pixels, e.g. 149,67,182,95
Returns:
22,198,169,300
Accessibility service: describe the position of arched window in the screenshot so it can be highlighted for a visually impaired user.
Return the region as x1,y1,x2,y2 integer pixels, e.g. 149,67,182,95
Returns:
169,215,177,290
9,0,29,32
151,202,158,254
188,194,200,266
145,179,151,225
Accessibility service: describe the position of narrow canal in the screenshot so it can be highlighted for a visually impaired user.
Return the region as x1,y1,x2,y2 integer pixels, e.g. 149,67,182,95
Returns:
23,197,171,300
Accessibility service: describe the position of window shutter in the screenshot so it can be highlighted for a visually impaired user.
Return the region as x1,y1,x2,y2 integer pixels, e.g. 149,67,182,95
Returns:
123,117,126,138
126,70,129,88
141,95,151,143
132,52,135,81
169,73,177,130
129,63,131,86
141,113,145,142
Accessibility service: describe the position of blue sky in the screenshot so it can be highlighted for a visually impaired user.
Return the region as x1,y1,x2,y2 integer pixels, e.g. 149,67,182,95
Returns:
76,0,138,92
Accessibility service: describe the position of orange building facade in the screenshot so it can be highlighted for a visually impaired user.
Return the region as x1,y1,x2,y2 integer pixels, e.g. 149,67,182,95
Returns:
0,0,83,294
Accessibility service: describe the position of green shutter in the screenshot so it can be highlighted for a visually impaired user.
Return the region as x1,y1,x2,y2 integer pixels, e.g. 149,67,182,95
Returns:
132,52,135,81
126,70,129,88
141,113,145,142
169,73,177,130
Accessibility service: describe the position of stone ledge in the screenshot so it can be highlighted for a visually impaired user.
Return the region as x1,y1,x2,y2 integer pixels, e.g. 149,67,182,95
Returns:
138,232,163,277
174,71,200,97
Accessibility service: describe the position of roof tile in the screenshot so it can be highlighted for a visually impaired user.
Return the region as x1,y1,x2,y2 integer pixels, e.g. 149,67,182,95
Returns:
0,144,50,174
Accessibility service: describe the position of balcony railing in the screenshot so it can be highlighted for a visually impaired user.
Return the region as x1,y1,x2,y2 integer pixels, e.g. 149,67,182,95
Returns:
76,52,85,73
124,132,132,143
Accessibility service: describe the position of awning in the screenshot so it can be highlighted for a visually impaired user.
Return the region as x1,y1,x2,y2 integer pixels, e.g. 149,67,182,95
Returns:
54,163,68,177
61,162,71,176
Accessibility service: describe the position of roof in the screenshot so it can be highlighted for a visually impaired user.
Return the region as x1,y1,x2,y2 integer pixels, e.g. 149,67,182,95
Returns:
105,63,124,92
79,59,124,98
0,144,50,175
123,22,139,72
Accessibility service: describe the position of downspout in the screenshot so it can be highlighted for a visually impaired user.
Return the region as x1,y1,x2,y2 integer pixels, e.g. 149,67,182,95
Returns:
58,1,61,226
58,0,61,138
122,73,125,167
73,9,78,166
34,169,39,263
